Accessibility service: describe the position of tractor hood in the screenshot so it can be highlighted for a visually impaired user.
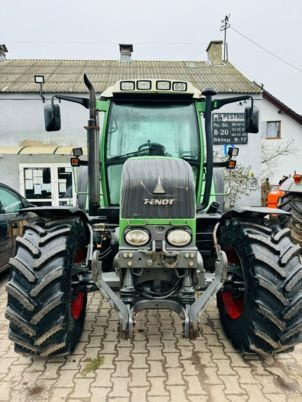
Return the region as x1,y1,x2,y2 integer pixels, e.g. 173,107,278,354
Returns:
120,157,195,219
279,176,302,193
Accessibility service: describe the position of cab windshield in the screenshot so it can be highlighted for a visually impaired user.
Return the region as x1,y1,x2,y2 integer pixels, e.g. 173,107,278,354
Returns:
105,101,200,204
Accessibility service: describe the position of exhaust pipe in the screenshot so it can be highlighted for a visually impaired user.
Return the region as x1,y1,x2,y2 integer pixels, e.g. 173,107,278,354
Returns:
84,74,100,215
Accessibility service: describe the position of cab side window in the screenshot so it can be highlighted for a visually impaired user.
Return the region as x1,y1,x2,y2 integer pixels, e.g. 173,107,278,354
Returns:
0,187,22,213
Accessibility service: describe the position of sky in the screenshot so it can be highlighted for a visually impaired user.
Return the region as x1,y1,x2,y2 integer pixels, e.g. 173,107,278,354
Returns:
1,0,302,112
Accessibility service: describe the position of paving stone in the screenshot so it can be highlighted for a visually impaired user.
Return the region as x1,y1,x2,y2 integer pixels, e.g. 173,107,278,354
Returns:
54,369,78,388
167,385,187,402
132,341,147,354
90,387,111,401
148,377,169,396
130,387,149,402
254,374,297,394
148,397,170,402
112,361,130,377
182,360,199,376
147,361,165,377
108,377,130,398
147,346,165,361
69,378,93,398
166,367,185,385
264,394,287,402
204,367,223,384
233,366,260,384
115,347,132,361
129,368,149,387
164,352,181,368
220,375,245,394
49,387,72,402
240,384,270,401
208,384,229,402
93,369,114,387
185,375,207,395
215,359,237,376
188,396,208,402
147,335,162,347
132,353,149,368
0,381,11,401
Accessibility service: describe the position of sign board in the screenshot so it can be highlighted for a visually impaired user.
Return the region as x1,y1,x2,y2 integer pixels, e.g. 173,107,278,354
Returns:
212,113,248,144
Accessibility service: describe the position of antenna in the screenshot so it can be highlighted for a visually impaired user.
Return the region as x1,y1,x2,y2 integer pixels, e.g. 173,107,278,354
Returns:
220,14,231,61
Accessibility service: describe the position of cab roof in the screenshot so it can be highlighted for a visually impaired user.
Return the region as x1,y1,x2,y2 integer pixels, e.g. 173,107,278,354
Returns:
101,79,203,99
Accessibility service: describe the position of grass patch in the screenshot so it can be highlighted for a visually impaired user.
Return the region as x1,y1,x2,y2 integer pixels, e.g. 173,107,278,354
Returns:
81,355,104,376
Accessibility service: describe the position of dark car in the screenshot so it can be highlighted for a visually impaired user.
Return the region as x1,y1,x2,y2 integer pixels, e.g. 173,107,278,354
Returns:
0,183,35,272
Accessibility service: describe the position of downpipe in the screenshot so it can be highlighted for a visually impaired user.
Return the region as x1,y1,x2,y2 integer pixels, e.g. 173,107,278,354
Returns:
198,88,216,212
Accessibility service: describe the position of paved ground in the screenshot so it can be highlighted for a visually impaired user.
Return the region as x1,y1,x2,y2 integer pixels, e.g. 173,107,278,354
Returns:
0,272,301,402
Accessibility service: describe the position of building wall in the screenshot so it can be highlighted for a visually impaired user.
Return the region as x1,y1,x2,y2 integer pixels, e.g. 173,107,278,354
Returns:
0,92,262,206
213,94,262,206
261,98,302,185
0,93,92,147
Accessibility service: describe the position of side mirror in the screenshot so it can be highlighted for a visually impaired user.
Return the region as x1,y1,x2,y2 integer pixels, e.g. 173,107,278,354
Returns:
44,104,61,131
245,106,259,133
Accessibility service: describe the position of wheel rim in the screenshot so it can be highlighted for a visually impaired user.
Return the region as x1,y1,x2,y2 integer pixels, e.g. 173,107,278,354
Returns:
72,246,86,320
72,292,84,320
221,247,245,320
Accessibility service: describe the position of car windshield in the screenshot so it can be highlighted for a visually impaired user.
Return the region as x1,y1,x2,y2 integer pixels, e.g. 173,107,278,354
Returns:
106,102,199,160
105,101,199,205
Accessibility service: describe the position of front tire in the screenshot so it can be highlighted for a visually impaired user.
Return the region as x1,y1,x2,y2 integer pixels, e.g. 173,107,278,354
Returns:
217,218,302,355
6,218,89,356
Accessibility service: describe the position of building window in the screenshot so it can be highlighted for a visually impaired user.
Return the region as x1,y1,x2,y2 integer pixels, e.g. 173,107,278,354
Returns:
19,163,76,207
266,121,281,139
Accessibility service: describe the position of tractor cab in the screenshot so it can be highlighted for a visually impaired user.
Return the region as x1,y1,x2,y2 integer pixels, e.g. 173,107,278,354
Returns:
100,80,203,206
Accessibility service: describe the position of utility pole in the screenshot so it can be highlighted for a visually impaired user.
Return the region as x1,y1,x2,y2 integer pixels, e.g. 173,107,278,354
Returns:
220,15,230,61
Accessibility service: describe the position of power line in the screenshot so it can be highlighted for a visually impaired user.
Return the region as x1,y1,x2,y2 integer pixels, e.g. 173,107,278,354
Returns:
231,26,302,73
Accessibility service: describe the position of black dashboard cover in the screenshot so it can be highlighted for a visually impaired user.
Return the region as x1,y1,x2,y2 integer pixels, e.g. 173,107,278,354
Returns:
121,158,195,219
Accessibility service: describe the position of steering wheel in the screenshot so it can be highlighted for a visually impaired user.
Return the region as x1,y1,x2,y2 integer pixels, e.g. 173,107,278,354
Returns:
138,142,166,156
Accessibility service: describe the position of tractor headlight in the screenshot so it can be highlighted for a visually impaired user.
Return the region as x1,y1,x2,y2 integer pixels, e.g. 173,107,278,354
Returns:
166,229,191,247
125,229,150,247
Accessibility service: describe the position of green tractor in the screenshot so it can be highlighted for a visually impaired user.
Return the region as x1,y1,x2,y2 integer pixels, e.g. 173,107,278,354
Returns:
6,76,302,357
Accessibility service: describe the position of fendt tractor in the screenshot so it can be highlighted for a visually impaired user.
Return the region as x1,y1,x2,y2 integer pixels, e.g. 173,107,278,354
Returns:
5,75,302,357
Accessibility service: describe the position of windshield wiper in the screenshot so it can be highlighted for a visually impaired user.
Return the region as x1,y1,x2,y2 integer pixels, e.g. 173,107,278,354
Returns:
107,150,146,162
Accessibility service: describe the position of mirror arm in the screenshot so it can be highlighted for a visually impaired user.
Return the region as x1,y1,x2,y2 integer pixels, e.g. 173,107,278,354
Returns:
215,95,253,110
51,94,90,109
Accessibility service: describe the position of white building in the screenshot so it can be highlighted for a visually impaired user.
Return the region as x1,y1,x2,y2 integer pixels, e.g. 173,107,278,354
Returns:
0,42,262,206
261,89,302,185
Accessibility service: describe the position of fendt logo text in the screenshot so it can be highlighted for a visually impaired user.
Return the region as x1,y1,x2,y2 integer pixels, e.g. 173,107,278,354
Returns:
144,198,175,206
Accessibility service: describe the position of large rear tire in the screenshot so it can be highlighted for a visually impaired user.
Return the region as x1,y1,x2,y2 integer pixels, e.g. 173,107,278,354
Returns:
279,193,302,246
217,218,302,355
5,218,89,356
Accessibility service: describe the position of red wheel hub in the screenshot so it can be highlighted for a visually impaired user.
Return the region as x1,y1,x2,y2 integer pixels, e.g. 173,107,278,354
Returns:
74,247,86,264
221,291,244,319
72,292,84,320
221,247,245,320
